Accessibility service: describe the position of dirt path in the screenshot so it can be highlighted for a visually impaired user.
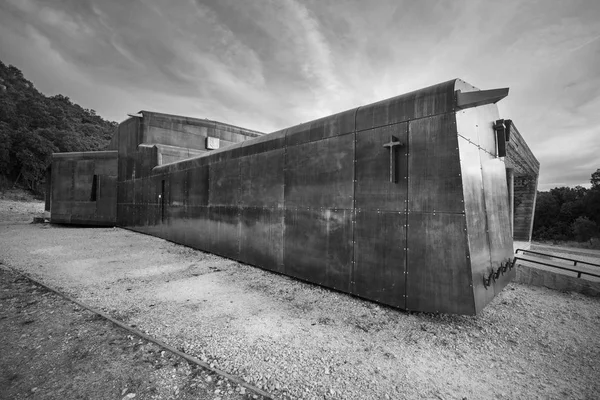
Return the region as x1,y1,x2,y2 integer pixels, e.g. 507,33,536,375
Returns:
1,199,599,399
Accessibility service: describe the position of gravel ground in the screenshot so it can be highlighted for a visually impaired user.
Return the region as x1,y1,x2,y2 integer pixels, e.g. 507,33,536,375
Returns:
1,198,600,399
0,266,258,400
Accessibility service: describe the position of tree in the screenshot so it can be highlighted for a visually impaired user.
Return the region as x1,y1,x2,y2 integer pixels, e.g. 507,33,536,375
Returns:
572,216,598,243
0,60,117,191
591,169,600,189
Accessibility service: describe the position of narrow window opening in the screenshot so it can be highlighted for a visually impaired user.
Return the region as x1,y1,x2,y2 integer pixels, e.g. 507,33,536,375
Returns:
91,175,98,201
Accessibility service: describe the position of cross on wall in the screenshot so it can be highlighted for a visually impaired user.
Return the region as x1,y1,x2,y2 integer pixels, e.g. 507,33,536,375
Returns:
383,135,404,183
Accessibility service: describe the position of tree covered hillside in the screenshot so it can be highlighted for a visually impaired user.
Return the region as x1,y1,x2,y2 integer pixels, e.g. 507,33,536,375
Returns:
533,169,600,244
0,61,117,191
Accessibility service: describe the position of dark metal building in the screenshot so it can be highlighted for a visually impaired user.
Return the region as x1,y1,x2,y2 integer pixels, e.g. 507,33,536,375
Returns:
47,79,539,315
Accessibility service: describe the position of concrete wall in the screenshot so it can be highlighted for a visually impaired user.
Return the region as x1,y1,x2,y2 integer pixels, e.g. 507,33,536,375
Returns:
515,264,600,297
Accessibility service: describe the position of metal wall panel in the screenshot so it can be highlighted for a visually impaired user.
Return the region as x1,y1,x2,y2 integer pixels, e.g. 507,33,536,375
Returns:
103,79,527,315
406,213,475,315
240,150,284,208
95,159,118,176
239,207,284,272
455,106,512,312
187,166,209,206
97,176,117,220
51,155,118,226
480,151,514,274
456,135,494,311
166,205,187,244
286,109,356,147
182,206,211,250
73,160,94,201
284,208,353,292
476,106,500,156
353,210,406,307
209,206,240,259
408,114,463,213
355,123,408,211
355,80,455,131
285,134,354,209
117,117,141,182
52,160,74,203
169,170,188,207
209,159,240,206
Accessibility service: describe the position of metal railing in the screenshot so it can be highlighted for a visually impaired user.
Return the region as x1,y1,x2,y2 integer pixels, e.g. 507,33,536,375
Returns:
513,248,600,279
515,249,600,268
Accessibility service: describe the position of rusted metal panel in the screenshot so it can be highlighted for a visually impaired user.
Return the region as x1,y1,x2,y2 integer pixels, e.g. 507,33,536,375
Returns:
97,176,117,221
209,206,240,259
353,210,406,307
239,207,284,272
52,159,74,203
209,159,240,206
285,134,354,209
182,206,211,249
95,158,118,176
117,117,141,182
166,205,187,244
355,122,408,211
406,212,475,315
135,145,159,178
71,202,96,219
133,178,144,205
240,150,284,208
187,166,209,206
284,208,353,292
169,170,188,207
241,130,286,156
356,80,455,131
51,153,118,225
48,79,536,315
408,114,463,213
286,109,355,147
73,160,94,201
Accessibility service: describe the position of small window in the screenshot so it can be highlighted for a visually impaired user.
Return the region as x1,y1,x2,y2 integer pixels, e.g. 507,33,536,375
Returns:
91,175,98,201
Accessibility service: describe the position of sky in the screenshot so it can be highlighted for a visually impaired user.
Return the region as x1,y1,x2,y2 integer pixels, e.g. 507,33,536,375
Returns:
0,0,599,190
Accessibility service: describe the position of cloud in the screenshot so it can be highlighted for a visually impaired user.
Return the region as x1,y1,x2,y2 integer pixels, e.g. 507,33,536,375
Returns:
0,0,599,187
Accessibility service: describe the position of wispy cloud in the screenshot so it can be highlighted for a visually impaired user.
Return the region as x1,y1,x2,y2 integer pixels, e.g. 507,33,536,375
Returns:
0,0,599,188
